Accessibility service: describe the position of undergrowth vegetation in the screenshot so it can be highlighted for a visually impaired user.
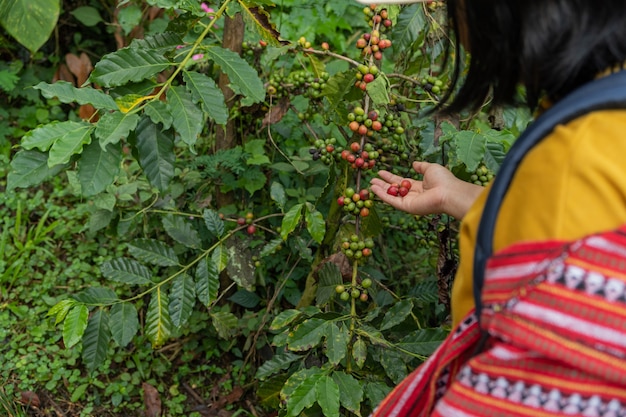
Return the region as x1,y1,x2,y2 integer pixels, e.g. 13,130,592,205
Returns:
0,0,531,415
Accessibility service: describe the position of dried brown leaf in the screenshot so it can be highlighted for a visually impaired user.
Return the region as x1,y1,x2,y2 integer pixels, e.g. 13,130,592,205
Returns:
262,97,291,127
142,382,162,417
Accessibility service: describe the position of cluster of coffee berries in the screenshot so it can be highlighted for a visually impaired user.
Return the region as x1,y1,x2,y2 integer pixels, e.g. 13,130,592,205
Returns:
420,75,445,95
236,212,257,235
340,234,375,261
362,6,393,30
354,64,379,91
355,29,393,61
340,141,380,171
309,137,342,165
470,165,494,186
347,107,384,137
387,179,413,197
335,278,373,302
337,188,375,217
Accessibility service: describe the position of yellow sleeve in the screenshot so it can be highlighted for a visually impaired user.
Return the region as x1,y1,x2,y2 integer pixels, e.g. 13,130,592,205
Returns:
451,110,626,326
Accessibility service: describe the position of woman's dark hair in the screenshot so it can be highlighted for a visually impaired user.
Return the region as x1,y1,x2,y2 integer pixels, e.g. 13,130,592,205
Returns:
441,0,626,113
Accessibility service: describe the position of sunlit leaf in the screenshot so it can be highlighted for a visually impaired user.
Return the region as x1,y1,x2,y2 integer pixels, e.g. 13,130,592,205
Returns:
63,304,89,349
280,203,303,241
304,202,325,244
145,287,173,348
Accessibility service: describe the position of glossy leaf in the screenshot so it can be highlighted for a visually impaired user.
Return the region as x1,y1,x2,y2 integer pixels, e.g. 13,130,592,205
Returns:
144,100,173,129
77,141,122,196
211,243,229,273
48,123,94,167
162,214,202,249
394,4,425,53
34,81,118,110
110,302,139,347
95,111,140,147
130,32,183,53
90,48,170,88
287,318,328,351
6,150,63,191
0,0,59,52
352,337,368,369
127,238,179,267
183,70,228,125
63,304,89,349
22,120,90,153
195,257,219,307
332,371,364,416
270,181,286,211
47,299,76,325
82,309,111,373
269,309,302,331
101,258,152,285
255,351,301,380
145,288,173,348
304,203,325,244
202,209,225,237
325,323,349,366
453,129,487,173
166,85,203,150
210,311,238,339
207,46,265,104
282,368,325,417
169,274,196,328
315,375,340,417
380,299,414,331
280,203,303,241
135,117,175,192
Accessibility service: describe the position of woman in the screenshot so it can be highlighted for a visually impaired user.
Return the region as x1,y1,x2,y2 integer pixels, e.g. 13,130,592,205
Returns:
360,0,626,415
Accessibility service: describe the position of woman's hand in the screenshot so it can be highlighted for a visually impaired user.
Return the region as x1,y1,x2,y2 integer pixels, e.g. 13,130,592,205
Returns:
369,161,485,219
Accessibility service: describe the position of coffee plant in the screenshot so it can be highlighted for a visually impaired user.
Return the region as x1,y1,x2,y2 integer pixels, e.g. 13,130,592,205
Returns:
3,0,532,415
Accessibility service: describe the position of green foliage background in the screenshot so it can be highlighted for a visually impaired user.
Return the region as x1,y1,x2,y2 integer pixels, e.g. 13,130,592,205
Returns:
0,0,531,416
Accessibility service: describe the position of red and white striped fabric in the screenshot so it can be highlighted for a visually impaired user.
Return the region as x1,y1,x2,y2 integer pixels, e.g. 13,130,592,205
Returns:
372,226,626,416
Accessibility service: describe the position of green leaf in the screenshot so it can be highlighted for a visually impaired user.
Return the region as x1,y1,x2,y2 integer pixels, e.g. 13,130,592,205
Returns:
364,381,392,411
63,304,89,349
269,309,302,331
239,167,266,194
283,368,325,417
228,289,260,308
135,117,175,192
169,274,196,328
211,243,229,273
82,309,111,373
195,257,219,307
315,375,340,417
394,4,425,53
280,203,303,241
145,287,173,348
183,71,228,125
207,46,265,104
78,141,122,196
484,140,507,174
454,129,487,172
110,302,139,347
7,150,64,191
244,139,270,165
35,81,117,109
162,214,202,249
270,181,286,211
90,48,171,88
0,0,59,53
325,323,349,366
315,262,342,306
130,32,183,53
48,124,94,167
210,311,238,339
260,238,283,257
166,85,203,150
93,193,116,211
287,318,328,351
379,349,408,384
258,374,289,409
380,299,414,331
255,351,301,381
332,371,364,416
101,258,152,285
202,209,225,237
127,238,179,267
353,337,367,369
366,74,390,106
144,100,173,129
70,6,103,26
47,299,76,325
73,287,119,304
21,120,89,153
304,203,325,244
396,328,448,356
95,111,140,147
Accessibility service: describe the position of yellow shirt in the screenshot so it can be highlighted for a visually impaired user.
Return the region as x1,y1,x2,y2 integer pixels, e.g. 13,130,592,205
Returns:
451,110,626,325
